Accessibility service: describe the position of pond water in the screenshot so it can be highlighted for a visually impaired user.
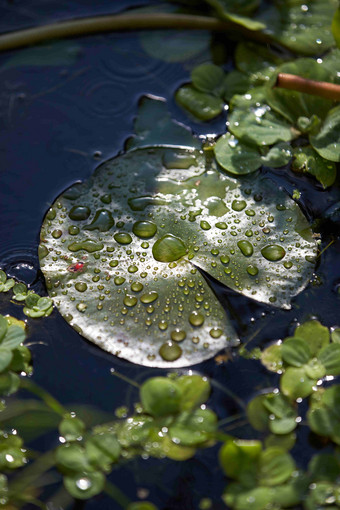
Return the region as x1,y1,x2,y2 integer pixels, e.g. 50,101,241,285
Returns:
0,1,340,509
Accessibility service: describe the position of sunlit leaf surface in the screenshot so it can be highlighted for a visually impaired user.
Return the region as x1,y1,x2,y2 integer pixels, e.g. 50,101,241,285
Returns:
39,145,316,367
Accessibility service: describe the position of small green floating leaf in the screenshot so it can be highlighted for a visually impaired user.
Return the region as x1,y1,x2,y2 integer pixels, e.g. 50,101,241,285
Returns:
281,367,315,400
63,471,105,500
214,133,262,175
258,447,295,487
307,385,340,444
175,85,224,121
292,146,337,189
127,503,158,510
140,377,182,417
294,320,330,357
310,104,340,162
191,63,225,95
281,337,311,367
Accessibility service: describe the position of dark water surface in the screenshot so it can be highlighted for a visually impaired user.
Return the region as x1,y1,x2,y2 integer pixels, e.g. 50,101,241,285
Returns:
0,2,340,509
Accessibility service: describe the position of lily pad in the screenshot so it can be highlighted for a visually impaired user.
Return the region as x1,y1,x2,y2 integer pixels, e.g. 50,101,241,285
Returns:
257,0,338,55
310,104,340,162
39,144,316,367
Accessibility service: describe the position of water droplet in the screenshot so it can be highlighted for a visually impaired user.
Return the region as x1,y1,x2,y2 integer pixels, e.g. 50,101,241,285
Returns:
128,265,138,273
38,244,48,258
140,291,158,304
114,276,126,285
171,329,186,342
75,282,87,292
189,311,204,326
159,341,182,361
152,235,187,262
100,194,111,204
220,255,230,264
68,240,103,253
132,221,157,239
52,229,62,239
211,248,219,256
254,194,262,202
209,328,222,338
109,260,118,268
245,229,253,237
261,244,286,261
247,264,258,276
245,209,255,217
232,200,246,211
124,295,137,307
69,225,80,235
46,208,56,220
69,206,91,221
114,233,132,245
216,222,227,229
77,303,87,312
85,209,114,232
131,282,143,292
158,320,168,330
284,261,293,269
237,240,254,257
76,478,92,491
200,221,211,230
141,242,149,249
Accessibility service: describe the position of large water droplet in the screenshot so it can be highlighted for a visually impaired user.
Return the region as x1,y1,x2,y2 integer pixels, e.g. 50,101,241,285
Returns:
261,244,286,261
232,200,246,211
75,282,87,292
140,291,158,304
152,235,187,262
85,209,114,232
237,240,254,257
159,341,182,361
132,221,157,239
171,329,186,342
124,295,138,307
69,206,91,221
247,264,258,276
114,233,132,245
200,221,211,230
189,311,204,326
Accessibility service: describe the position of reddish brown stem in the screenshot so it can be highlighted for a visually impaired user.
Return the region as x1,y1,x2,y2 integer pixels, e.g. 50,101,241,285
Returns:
276,72,340,101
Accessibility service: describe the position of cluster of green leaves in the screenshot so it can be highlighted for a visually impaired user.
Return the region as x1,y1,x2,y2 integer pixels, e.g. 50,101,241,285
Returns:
176,42,340,187
217,320,340,509
261,320,340,399
0,270,53,318
55,374,216,500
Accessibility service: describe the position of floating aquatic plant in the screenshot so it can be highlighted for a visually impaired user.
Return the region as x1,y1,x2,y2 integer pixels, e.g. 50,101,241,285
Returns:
39,109,317,366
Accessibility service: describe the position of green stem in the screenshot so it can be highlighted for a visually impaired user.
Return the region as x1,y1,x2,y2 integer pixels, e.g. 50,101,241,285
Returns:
104,479,131,509
20,377,67,416
9,450,57,495
0,12,271,52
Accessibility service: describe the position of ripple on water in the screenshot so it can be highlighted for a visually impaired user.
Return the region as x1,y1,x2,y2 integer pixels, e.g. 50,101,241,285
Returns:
0,247,39,285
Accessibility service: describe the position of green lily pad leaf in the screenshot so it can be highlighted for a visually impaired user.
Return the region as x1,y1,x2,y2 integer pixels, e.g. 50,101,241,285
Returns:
0,349,13,373
292,146,337,189
332,5,340,48
219,439,262,479
261,343,283,373
280,366,315,400
85,431,121,469
39,145,316,367
0,372,20,396
318,343,340,376
264,432,296,452
0,433,26,470
305,481,339,510
223,485,274,510
266,59,333,125
176,374,211,412
331,328,340,343
310,104,340,162
271,473,309,508
281,337,311,367
59,416,86,442
1,325,26,350
257,0,338,55
175,85,224,121
308,386,340,444
214,133,262,174
305,358,326,380
0,271,6,284
127,96,200,150
204,0,264,30
56,443,91,474
0,316,8,342
262,143,293,167
294,320,330,356
223,70,252,102
191,63,225,95
160,435,196,461
140,30,210,63
229,88,296,146
140,377,182,417
258,447,295,487
235,42,284,85
247,392,298,435
309,453,340,482
63,470,105,500
169,408,217,446
0,279,14,292
1,41,82,71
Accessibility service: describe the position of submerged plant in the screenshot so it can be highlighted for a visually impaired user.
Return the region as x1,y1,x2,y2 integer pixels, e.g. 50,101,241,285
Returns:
39,100,317,367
